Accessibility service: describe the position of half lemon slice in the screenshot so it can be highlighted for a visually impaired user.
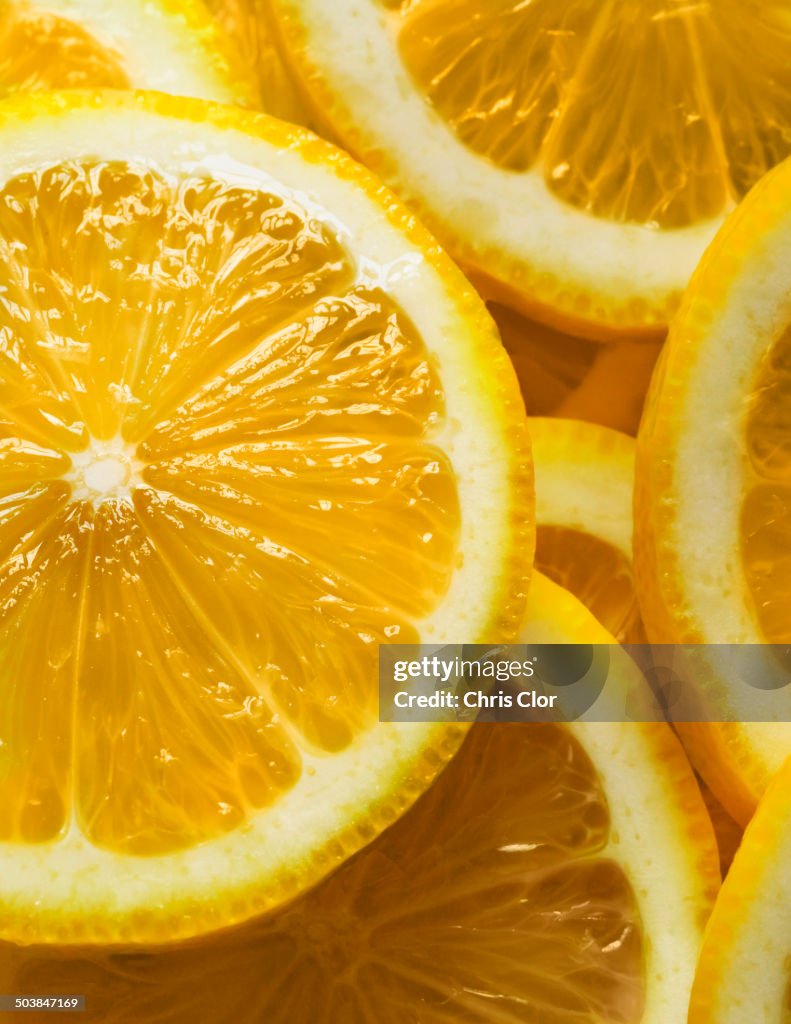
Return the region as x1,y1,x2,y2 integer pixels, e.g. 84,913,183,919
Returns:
636,153,791,825
266,0,791,339
0,574,718,1023
0,90,532,945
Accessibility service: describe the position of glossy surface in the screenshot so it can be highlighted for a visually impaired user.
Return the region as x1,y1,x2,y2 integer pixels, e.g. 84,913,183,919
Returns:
0,159,459,854
4,724,644,1023
393,0,791,227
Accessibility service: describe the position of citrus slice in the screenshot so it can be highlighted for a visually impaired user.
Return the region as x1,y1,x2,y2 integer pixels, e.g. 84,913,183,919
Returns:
688,756,791,1023
205,0,309,120
530,416,742,871
0,90,532,946
635,154,791,826
264,0,791,339
0,0,248,103
0,573,718,1024
529,417,642,643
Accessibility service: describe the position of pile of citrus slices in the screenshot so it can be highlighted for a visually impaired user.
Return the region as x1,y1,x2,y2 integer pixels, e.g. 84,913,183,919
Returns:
0,2,790,1023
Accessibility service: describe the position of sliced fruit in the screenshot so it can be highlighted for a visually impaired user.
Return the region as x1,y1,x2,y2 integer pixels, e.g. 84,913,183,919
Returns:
0,573,718,1024
529,417,642,643
688,756,791,1023
265,0,791,339
205,0,309,120
530,416,742,870
0,90,532,945
635,154,791,826
0,0,249,103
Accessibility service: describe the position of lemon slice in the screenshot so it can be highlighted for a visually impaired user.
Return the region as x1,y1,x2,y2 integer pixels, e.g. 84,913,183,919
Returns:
265,0,791,339
0,573,718,1024
635,154,791,826
688,757,791,1022
0,0,248,102
206,0,308,120
530,417,641,643
530,416,742,870
0,90,532,945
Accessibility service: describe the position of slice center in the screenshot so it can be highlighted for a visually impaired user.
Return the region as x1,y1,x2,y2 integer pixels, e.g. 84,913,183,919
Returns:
66,436,142,505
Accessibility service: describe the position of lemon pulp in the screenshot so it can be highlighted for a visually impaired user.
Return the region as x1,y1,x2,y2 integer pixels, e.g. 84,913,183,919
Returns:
0,159,460,855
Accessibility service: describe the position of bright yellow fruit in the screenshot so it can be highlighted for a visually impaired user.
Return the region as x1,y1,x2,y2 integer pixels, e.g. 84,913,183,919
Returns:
0,573,718,1024
635,153,791,826
0,0,248,102
529,416,742,870
0,90,532,945
529,417,642,642
265,0,791,339
688,757,791,1023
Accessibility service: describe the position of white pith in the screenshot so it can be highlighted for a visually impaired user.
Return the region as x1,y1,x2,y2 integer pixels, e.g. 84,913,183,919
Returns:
0,96,524,941
271,0,724,329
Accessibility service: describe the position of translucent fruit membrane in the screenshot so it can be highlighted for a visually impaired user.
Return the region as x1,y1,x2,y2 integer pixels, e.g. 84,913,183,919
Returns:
0,160,459,853
743,324,791,642
6,725,644,1024
0,2,130,94
389,0,791,227
535,526,644,644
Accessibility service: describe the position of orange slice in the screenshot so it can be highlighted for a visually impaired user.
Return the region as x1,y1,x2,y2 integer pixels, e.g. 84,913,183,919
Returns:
688,756,791,1023
0,573,718,1023
635,153,791,826
0,90,532,945
0,0,248,102
265,0,791,339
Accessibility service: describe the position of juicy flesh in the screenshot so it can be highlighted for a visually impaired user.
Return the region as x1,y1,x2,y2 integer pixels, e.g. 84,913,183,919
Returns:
0,160,459,854
743,324,791,642
6,725,645,1024
392,0,791,228
535,526,643,644
0,2,129,93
